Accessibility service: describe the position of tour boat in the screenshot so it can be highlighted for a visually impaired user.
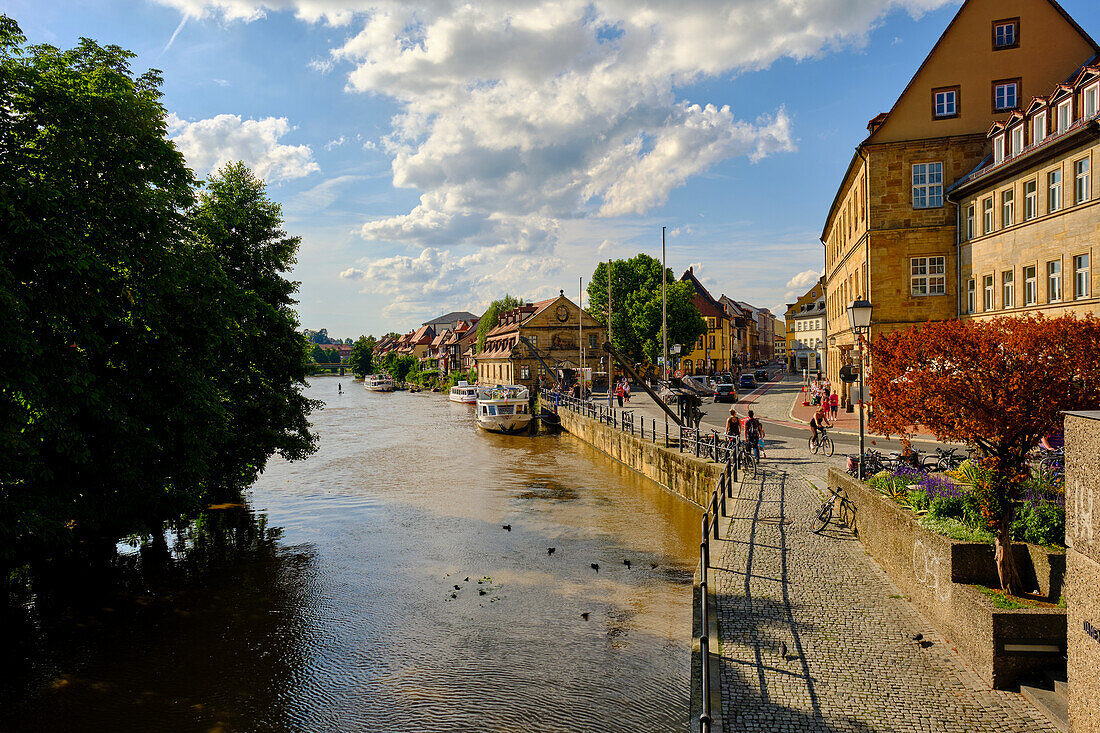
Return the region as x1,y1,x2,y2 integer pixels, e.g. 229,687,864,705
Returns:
475,385,534,435
366,374,394,392
449,381,478,404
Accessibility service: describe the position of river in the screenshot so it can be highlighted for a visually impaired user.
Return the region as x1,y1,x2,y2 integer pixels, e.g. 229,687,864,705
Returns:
6,379,701,732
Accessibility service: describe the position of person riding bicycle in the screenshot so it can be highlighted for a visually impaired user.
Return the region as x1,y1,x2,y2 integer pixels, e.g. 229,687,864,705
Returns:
809,407,829,447
744,410,764,461
724,408,741,441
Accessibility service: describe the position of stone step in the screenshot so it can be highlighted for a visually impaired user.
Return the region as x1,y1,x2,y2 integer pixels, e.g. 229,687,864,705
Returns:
1021,682,1068,733
1043,668,1068,698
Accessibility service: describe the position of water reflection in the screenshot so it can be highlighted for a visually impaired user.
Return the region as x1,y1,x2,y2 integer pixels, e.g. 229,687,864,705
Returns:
5,380,700,732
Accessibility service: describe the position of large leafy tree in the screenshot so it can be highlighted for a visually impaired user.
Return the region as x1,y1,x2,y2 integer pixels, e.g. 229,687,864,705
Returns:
869,314,1100,595
476,294,523,352
347,335,375,377
587,255,706,367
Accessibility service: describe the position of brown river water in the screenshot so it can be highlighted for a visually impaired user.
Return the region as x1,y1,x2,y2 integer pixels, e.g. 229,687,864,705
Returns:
6,379,701,732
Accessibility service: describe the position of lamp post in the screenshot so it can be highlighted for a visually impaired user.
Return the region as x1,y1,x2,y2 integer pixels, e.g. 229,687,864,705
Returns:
846,297,873,480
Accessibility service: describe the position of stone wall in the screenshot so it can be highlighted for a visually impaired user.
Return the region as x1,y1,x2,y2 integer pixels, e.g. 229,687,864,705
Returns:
557,408,724,507
1066,411,1100,733
829,467,1066,689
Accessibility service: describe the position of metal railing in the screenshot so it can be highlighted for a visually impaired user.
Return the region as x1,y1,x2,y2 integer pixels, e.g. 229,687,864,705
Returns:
698,454,733,733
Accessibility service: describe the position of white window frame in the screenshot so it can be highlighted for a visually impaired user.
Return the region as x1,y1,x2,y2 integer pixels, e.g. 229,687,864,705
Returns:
1002,188,1014,228
994,21,1017,48
967,279,976,314
1024,265,1037,305
1075,254,1090,299
983,275,995,311
934,89,957,118
993,135,1005,164
1002,270,1014,309
1049,169,1062,212
1075,158,1090,204
983,196,995,234
912,162,944,209
911,256,947,297
1033,112,1047,144
1048,260,1062,302
966,204,975,239
1085,83,1099,119
1011,125,1024,156
994,82,1018,112
1057,101,1072,133
1024,179,1037,220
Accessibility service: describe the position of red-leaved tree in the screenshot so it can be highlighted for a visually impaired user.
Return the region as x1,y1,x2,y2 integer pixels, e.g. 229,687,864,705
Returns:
868,314,1100,595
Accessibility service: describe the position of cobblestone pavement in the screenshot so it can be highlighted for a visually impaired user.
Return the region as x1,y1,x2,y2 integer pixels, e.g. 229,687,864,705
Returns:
714,444,1056,732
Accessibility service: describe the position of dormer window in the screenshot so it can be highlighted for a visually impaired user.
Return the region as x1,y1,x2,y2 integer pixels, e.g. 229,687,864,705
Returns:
993,19,1019,50
1011,125,1024,155
1085,83,1099,119
993,135,1005,164
993,80,1020,112
933,86,959,118
1057,100,1072,133
1033,111,1047,144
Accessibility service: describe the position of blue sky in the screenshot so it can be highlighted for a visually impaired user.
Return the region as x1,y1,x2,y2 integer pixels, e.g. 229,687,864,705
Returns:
6,0,1099,338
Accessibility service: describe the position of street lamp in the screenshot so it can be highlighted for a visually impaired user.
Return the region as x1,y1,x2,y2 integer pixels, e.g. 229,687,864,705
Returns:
846,298,873,480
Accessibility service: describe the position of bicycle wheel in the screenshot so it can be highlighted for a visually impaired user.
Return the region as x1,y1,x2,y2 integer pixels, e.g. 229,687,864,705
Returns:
822,436,835,457
812,500,833,533
742,449,757,478
808,436,820,455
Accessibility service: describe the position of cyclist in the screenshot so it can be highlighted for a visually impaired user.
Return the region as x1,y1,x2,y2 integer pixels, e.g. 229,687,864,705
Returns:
809,407,829,449
744,410,764,461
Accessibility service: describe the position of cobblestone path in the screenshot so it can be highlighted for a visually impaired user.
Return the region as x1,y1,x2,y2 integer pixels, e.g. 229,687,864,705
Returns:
715,463,1056,732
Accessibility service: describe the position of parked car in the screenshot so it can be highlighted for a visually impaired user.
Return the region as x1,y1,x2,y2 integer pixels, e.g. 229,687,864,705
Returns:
713,383,737,403
754,369,768,383
738,373,756,389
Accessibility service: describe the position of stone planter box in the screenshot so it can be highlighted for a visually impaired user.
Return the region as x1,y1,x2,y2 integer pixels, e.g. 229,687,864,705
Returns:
828,467,1066,689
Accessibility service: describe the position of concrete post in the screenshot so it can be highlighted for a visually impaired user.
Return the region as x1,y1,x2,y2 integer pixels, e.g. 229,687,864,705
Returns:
1066,411,1100,733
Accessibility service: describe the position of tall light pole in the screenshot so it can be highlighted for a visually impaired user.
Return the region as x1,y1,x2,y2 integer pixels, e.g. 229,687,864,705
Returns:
579,276,584,393
847,297,873,480
662,226,668,385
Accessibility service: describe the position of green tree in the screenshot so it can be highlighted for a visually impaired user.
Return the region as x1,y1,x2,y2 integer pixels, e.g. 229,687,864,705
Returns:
348,336,374,377
477,295,523,352
586,255,706,367
389,354,418,383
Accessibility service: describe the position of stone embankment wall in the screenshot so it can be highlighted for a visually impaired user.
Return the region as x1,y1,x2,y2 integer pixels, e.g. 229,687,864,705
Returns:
557,409,725,507
829,468,1066,689
1066,411,1100,733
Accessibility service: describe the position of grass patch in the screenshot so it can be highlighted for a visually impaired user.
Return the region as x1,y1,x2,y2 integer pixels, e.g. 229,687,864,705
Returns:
974,585,1062,609
919,515,995,543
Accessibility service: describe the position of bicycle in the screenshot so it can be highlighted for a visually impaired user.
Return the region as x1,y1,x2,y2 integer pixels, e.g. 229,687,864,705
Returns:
808,426,835,457
813,486,857,534
735,438,757,477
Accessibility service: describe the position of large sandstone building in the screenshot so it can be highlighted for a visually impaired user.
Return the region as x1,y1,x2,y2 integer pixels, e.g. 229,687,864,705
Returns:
822,0,1099,407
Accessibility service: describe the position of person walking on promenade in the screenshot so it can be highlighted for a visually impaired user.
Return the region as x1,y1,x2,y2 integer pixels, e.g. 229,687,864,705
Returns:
615,381,624,407
744,410,765,461
725,408,741,440
623,379,630,403
829,392,839,420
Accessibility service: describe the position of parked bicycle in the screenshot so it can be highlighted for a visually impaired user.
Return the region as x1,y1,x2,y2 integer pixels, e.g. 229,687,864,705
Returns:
724,435,757,478
808,426,835,457
813,486,857,534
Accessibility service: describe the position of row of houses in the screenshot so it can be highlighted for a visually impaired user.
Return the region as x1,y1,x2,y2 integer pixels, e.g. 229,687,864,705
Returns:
819,0,1100,407
678,268,781,375
374,311,482,376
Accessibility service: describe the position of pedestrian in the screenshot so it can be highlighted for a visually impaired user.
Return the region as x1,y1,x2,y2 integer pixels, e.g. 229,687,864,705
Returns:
829,392,839,420
623,379,631,403
725,408,742,440
615,382,624,407
744,409,765,462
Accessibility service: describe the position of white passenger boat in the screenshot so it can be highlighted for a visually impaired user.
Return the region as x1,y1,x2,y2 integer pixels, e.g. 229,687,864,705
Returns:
475,385,534,435
366,374,394,392
449,381,478,404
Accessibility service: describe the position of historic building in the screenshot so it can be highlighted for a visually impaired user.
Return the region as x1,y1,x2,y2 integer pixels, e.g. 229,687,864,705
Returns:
474,292,603,390
679,268,733,375
821,0,1099,401
950,64,1100,319
785,277,827,373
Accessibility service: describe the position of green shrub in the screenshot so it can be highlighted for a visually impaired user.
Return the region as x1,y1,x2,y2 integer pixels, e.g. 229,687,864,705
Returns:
929,495,964,520
907,489,931,512
1014,502,1065,547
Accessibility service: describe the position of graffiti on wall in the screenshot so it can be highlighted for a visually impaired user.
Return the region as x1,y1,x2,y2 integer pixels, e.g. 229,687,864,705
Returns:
912,539,952,602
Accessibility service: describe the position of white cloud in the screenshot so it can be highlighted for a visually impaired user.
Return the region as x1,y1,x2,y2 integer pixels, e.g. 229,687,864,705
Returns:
168,113,319,182
785,268,823,291
212,77,230,87
324,135,347,150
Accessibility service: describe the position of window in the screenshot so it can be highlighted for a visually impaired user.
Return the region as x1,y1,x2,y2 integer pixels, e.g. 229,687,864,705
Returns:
1024,180,1037,220
983,197,995,233
993,135,1005,164
529,335,537,348
912,162,943,208
1002,270,1014,308
1033,111,1047,144
1024,266,1037,305
1086,83,1099,119
708,336,715,349
1049,169,1062,212
1048,260,1062,302
706,317,716,329
933,87,959,118
520,365,530,380
993,80,1019,112
911,256,946,296
984,275,995,311
993,19,1019,49
1075,254,1090,299
588,333,597,349
1057,101,1072,133
1011,125,1024,156
1075,158,1090,204
967,278,976,314
966,204,975,239
1002,188,1014,227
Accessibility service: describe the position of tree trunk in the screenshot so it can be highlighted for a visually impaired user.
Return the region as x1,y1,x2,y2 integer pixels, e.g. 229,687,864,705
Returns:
993,506,1023,596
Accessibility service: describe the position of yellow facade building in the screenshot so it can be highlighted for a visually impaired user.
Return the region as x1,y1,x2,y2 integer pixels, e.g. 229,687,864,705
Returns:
822,0,1099,407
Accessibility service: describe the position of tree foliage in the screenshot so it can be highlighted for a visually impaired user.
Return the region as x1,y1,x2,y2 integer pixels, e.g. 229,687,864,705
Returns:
869,314,1100,594
476,294,523,352
382,352,418,383
586,255,706,366
347,336,375,377
0,21,316,578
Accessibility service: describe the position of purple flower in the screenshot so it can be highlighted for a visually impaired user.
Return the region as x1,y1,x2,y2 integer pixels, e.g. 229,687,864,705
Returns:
917,474,959,500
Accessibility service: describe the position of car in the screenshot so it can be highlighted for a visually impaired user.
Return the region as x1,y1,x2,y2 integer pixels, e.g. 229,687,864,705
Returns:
754,360,766,367
738,373,756,389
713,383,737,403
754,369,768,383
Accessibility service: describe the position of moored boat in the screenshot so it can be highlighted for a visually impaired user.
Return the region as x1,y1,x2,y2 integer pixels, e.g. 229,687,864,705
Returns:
475,385,534,435
366,374,394,392
449,381,478,404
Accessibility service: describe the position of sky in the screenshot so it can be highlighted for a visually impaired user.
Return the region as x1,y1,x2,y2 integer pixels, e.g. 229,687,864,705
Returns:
6,0,1100,338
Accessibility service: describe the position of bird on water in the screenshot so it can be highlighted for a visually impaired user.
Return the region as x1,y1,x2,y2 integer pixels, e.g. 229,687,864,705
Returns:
502,524,511,531
590,563,599,572
547,547,555,555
